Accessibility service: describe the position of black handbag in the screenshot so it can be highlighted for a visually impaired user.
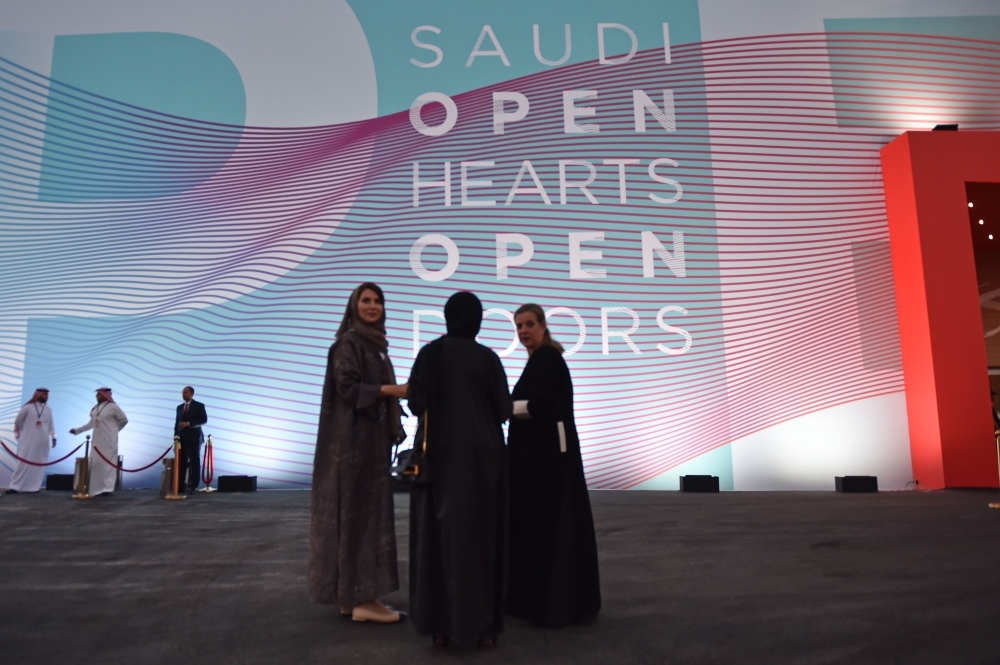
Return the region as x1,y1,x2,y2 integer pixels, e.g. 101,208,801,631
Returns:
399,410,431,485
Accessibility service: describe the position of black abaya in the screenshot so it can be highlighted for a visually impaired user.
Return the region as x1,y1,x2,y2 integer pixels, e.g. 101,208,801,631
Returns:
507,344,601,626
407,334,512,644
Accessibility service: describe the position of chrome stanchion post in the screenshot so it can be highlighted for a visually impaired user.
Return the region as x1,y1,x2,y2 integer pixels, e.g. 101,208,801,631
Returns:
72,435,93,500
165,435,186,501
198,434,216,493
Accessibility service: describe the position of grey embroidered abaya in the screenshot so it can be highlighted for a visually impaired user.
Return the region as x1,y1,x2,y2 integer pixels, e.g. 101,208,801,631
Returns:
309,328,401,606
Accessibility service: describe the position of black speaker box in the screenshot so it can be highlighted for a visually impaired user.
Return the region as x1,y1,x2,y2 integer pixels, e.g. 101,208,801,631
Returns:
835,476,878,493
680,475,720,492
218,475,257,492
46,474,75,491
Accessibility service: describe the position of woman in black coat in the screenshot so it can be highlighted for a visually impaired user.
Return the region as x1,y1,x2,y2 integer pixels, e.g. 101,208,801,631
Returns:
507,303,601,627
407,291,513,647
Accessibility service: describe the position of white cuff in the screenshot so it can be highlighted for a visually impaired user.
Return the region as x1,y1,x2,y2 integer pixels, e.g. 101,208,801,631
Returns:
513,400,530,419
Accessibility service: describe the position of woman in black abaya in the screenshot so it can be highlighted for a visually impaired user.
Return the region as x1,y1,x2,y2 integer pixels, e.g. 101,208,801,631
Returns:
309,283,408,623
507,303,601,627
407,291,512,647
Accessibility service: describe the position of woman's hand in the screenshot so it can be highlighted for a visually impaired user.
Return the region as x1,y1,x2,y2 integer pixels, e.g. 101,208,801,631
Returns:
381,383,408,399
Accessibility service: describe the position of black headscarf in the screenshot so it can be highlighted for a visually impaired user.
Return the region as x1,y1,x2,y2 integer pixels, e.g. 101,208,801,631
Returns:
444,291,483,338
415,292,484,416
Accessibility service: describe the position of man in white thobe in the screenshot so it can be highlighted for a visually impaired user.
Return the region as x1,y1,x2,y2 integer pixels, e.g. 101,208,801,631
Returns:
6,388,57,494
70,388,128,496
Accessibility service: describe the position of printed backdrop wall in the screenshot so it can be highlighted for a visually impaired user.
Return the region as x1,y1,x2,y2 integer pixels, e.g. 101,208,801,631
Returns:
1,0,999,490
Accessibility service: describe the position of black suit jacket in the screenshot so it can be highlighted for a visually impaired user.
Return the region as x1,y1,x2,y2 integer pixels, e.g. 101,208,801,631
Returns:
174,400,208,442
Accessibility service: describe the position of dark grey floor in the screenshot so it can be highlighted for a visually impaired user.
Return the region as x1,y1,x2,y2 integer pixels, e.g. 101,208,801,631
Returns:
1,489,999,664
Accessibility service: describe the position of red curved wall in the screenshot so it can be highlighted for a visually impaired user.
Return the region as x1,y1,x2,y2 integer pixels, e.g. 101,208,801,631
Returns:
881,131,1000,489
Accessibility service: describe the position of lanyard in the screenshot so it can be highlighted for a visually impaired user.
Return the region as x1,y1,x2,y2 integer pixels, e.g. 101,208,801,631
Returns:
95,402,109,418
34,403,44,419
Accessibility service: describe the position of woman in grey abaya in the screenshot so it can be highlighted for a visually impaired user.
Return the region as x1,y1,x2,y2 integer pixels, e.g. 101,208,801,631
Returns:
309,282,408,623
407,291,513,647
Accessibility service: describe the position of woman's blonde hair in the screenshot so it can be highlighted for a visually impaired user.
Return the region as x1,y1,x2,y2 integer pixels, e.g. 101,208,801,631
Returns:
514,303,564,354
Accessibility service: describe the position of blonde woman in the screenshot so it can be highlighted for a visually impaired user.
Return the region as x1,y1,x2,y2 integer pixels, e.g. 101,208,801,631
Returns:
507,304,601,627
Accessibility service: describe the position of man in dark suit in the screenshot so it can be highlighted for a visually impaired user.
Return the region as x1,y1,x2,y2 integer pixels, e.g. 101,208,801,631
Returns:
174,386,208,493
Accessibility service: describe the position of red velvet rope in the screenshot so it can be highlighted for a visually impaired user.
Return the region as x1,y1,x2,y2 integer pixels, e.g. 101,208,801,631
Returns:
93,444,172,472
0,439,84,467
201,440,214,485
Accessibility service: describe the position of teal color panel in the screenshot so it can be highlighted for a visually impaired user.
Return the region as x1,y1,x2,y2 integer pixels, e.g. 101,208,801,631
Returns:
348,0,702,116
38,32,246,201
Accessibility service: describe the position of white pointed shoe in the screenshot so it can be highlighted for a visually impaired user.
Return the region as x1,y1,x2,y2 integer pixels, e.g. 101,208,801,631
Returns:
351,603,404,623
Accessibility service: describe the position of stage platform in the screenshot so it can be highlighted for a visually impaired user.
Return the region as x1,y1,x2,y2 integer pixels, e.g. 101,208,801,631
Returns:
1,489,998,664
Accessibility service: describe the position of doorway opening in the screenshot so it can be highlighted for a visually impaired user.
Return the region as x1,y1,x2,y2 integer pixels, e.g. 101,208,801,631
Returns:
968,181,1000,425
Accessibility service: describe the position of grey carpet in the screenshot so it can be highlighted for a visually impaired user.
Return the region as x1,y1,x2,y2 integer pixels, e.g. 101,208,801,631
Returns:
1,489,999,664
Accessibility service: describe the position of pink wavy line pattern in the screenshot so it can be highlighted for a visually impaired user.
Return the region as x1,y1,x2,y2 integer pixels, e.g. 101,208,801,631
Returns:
2,32,998,488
